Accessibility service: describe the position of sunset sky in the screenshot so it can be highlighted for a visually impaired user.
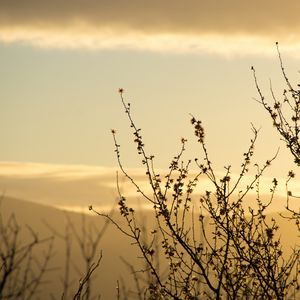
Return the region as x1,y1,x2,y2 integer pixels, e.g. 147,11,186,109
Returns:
1,1,300,210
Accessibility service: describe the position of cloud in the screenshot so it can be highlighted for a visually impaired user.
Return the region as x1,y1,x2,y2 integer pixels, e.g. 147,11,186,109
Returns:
1,0,300,55
0,161,298,214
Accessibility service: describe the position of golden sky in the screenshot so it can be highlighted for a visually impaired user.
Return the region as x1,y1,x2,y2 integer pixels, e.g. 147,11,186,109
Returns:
1,1,300,211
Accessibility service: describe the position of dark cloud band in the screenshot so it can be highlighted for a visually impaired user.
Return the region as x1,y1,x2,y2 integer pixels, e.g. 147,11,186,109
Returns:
0,0,299,36
0,0,300,55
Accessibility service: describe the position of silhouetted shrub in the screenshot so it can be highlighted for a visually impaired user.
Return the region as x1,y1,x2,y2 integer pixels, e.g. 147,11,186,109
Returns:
93,50,300,298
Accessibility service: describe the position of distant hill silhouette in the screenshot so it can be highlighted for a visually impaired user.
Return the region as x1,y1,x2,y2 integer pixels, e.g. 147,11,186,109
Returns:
1,196,144,299
1,196,298,299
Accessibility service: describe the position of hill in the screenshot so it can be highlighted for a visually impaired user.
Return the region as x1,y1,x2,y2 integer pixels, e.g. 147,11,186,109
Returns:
1,196,299,299
1,196,145,299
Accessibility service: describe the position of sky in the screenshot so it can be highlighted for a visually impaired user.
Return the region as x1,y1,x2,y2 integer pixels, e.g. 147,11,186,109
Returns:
1,1,300,210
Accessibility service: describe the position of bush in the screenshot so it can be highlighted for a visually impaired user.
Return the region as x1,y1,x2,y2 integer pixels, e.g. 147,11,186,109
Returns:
93,46,300,299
